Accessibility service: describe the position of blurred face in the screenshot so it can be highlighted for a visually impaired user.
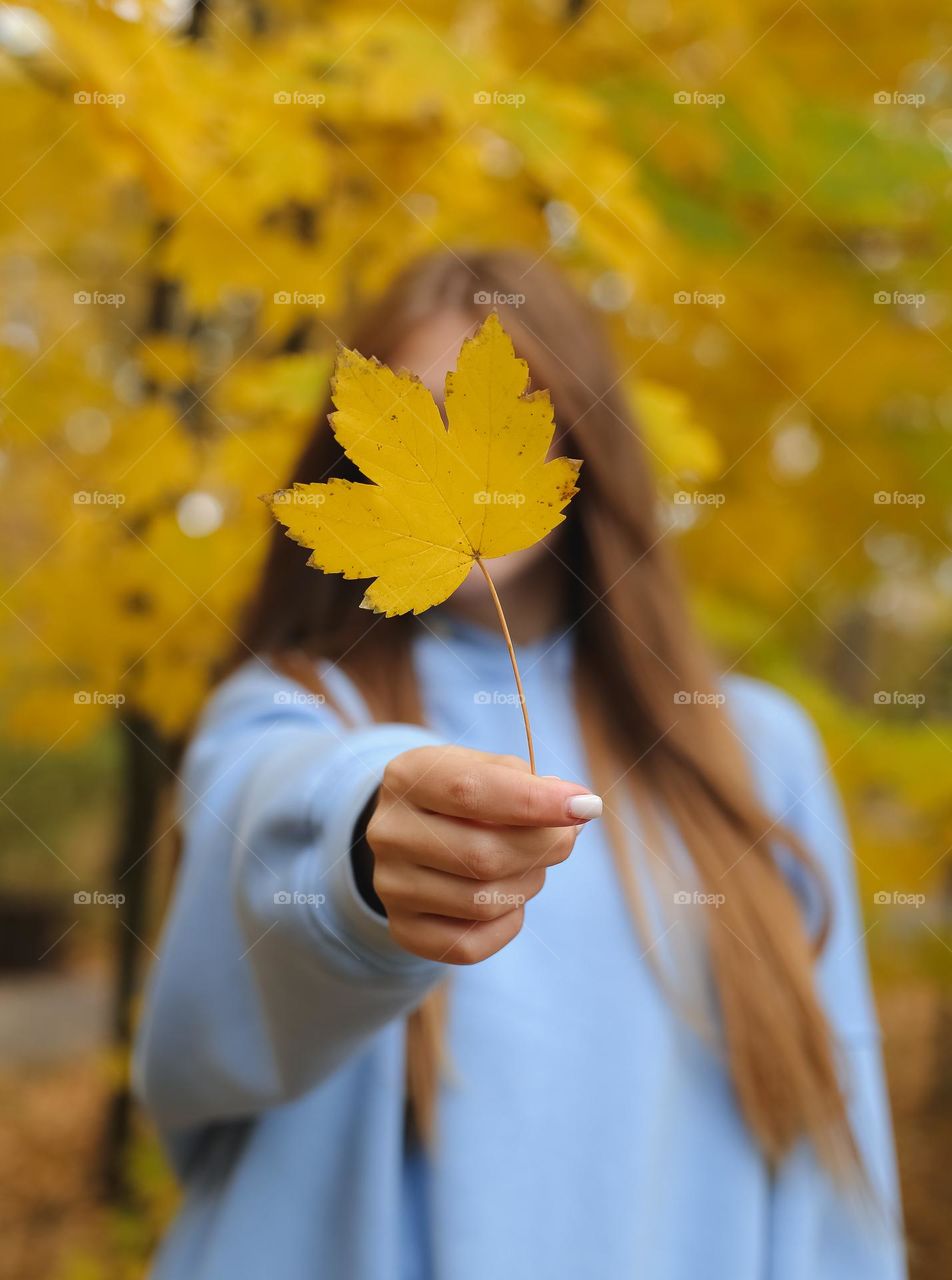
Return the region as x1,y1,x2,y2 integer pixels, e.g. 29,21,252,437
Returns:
387,308,555,603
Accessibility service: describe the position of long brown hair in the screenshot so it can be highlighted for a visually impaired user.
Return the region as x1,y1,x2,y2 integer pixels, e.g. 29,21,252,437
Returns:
240,248,855,1174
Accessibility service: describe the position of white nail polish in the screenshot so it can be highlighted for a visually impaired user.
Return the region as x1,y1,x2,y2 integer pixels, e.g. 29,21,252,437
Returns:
567,793,602,820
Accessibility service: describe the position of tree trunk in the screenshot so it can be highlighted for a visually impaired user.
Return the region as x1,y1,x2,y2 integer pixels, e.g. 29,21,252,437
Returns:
101,711,170,1203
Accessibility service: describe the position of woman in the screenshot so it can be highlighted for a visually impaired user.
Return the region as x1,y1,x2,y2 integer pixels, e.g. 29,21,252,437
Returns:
135,250,905,1279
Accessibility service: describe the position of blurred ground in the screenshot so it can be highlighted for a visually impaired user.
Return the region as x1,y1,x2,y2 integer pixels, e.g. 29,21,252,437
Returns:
0,1050,108,1280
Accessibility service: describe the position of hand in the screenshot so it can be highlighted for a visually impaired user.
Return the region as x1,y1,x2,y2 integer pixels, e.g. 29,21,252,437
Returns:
366,745,602,965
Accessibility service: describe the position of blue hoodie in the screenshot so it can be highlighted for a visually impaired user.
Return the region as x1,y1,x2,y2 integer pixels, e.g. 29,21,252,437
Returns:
134,612,905,1279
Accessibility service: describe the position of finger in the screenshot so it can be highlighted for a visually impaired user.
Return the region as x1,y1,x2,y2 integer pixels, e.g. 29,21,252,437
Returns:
387,906,524,966
401,753,601,827
494,754,532,773
371,804,577,878
437,813,577,878
375,860,546,921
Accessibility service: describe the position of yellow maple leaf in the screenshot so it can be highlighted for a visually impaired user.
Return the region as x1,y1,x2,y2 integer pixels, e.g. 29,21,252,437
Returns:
268,313,581,617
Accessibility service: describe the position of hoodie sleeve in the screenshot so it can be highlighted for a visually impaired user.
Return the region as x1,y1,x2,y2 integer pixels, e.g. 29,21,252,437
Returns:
132,660,447,1142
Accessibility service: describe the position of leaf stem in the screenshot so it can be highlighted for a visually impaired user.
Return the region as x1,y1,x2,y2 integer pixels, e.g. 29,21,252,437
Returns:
474,557,536,774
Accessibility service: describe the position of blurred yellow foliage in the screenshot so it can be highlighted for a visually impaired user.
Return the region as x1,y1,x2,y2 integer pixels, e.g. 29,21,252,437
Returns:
1,0,951,953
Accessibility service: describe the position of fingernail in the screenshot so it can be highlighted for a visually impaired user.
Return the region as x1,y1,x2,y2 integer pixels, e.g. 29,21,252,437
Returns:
566,793,603,820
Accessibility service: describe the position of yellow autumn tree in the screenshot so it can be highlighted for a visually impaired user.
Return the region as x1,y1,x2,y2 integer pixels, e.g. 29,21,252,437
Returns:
1,0,950,958
3,2,952,1271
